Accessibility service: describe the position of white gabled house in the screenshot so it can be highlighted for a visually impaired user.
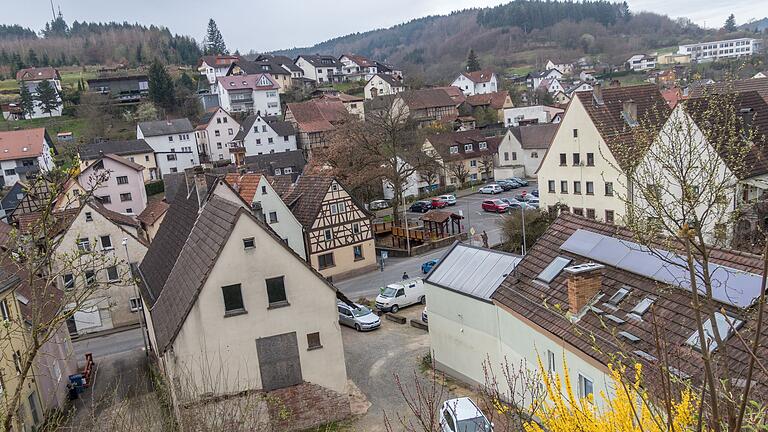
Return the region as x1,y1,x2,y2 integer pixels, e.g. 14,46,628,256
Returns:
16,67,63,118
233,114,298,157
364,74,405,99
451,70,498,95
136,119,200,177
194,107,240,163
216,74,281,116
295,55,343,84
0,128,56,187
494,124,558,179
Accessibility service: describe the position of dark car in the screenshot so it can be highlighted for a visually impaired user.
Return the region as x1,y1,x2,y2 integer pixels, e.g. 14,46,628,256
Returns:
409,201,432,213
531,189,539,197
515,193,532,202
509,177,529,186
496,180,515,191
504,178,523,188
501,198,523,209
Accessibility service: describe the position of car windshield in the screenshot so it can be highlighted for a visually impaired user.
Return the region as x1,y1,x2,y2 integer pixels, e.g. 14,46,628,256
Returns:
352,306,372,317
381,287,398,297
456,417,492,432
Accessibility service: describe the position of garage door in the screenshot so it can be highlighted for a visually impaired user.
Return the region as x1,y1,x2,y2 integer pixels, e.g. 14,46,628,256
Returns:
255,332,302,391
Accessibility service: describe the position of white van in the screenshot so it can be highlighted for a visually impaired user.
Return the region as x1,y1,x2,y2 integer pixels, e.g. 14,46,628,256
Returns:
375,278,425,313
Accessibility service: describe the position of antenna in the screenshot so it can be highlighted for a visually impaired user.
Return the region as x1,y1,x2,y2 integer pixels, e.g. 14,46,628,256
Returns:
50,0,56,21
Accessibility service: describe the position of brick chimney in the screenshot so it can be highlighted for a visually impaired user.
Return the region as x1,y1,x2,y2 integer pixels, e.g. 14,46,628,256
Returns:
193,166,208,209
564,263,605,313
592,83,603,105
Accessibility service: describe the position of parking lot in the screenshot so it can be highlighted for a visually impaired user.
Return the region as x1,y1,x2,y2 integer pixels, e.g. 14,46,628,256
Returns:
404,181,539,247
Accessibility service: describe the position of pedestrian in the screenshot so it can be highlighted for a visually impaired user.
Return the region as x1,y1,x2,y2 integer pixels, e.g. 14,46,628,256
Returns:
402,271,409,280
481,230,489,248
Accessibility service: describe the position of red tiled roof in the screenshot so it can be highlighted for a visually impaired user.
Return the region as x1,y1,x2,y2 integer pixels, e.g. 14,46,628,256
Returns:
435,86,466,105
16,67,59,81
465,91,511,110
462,69,495,83
399,88,456,110
224,173,262,203
137,200,169,226
0,128,47,161
199,55,240,67
287,100,347,134
426,130,501,162
342,54,374,68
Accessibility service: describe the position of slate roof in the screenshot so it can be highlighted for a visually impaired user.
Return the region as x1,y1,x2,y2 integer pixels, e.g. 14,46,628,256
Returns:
370,73,403,88
399,88,455,110
510,123,560,150
426,130,501,162
138,174,219,306
0,128,49,161
462,69,495,83
688,77,768,102
230,59,291,76
1,182,24,216
16,67,60,81
682,91,768,179
465,92,511,110
217,74,279,91
427,242,521,302
282,176,335,228
234,115,296,141
243,150,306,176
148,195,242,352
138,119,194,137
137,199,169,226
85,153,145,172
298,54,343,69
90,201,141,228
574,84,669,171
79,139,154,160
256,54,303,72
491,212,768,397
224,173,262,203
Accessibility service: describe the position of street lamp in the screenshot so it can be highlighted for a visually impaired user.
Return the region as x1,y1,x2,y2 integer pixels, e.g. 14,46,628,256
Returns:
520,202,527,256
122,238,149,356
401,190,411,256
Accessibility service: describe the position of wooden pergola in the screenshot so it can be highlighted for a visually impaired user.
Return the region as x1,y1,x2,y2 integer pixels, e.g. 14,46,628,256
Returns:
421,211,464,240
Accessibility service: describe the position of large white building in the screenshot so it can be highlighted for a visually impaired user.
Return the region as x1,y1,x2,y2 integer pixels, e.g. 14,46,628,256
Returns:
216,74,281,116
503,105,564,127
136,119,200,178
233,114,297,156
295,55,343,84
678,38,762,62
451,70,498,96
194,107,240,163
626,54,656,71
198,55,240,93
16,67,63,119
494,124,558,179
0,128,56,187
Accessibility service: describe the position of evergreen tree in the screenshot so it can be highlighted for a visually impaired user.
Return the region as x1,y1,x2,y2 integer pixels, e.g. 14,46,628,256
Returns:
41,53,50,66
35,80,61,116
177,72,195,91
27,49,38,67
204,19,228,55
148,59,176,110
18,84,35,119
135,43,143,65
724,14,737,32
620,1,631,21
44,8,69,38
466,49,481,72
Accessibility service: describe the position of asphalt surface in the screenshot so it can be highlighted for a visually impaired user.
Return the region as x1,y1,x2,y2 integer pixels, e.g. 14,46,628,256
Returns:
343,306,432,432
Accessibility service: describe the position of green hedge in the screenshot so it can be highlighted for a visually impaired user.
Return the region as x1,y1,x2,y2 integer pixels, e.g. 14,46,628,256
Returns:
145,180,165,196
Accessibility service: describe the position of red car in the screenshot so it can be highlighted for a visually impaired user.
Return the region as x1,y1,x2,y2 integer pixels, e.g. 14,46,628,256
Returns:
482,199,509,213
431,198,448,209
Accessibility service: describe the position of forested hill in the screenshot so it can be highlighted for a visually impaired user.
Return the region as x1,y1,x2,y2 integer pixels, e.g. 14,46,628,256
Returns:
274,0,711,81
0,15,200,79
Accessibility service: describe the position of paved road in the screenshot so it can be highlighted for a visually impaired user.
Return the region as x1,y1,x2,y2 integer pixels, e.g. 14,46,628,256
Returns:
337,182,538,301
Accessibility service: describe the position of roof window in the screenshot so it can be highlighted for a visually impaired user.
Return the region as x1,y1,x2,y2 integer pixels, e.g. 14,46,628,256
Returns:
685,312,743,353
536,256,572,283
606,286,631,306
628,296,655,319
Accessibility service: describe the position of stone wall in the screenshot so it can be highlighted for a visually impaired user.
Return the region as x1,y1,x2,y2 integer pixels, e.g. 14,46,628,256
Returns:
268,382,351,431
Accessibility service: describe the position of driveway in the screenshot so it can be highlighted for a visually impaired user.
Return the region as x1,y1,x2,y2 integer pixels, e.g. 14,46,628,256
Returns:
344,306,431,432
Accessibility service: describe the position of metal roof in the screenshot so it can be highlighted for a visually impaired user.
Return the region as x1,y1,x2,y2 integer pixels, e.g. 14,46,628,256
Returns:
426,242,521,301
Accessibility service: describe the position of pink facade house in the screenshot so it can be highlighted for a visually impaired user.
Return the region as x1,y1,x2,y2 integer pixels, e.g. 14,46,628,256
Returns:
78,153,148,215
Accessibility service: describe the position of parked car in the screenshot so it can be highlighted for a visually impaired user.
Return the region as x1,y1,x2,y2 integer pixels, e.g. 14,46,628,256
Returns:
337,301,381,331
375,278,426,313
515,193,532,202
422,258,440,274
504,178,523,188
437,194,457,206
482,199,509,213
479,184,503,194
422,307,428,323
525,197,540,208
431,198,448,209
409,201,432,213
500,198,523,209
531,189,539,197
509,177,529,186
495,180,514,191
440,397,493,432
369,199,390,210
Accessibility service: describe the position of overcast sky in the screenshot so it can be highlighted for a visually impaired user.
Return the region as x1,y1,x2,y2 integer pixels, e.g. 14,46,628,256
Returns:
5,0,768,52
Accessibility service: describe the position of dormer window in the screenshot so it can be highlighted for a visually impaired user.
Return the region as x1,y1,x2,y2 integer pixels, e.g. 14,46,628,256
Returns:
449,146,459,154
685,312,743,353
464,144,473,152
479,141,487,150
229,82,235,86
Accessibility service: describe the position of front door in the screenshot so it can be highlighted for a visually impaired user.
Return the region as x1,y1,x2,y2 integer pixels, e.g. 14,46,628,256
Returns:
255,332,302,391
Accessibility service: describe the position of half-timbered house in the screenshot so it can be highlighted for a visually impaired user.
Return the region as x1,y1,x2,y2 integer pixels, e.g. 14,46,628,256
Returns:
281,176,376,280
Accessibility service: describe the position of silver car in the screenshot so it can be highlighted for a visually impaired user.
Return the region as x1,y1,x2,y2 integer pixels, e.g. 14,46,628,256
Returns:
337,301,381,331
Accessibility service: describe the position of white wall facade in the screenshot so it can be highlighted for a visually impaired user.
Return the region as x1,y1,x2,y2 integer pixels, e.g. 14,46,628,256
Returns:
240,117,298,156
23,79,63,119
295,57,339,84
678,38,762,62
197,109,240,162
137,126,200,177
537,96,627,222
216,82,281,116
451,74,498,96
364,76,404,99
162,213,347,397
0,137,55,186
494,131,543,178
504,106,558,126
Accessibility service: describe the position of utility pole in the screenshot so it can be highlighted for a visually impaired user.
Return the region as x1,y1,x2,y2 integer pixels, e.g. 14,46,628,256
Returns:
123,238,148,356
521,204,527,255
402,190,411,255
50,0,56,20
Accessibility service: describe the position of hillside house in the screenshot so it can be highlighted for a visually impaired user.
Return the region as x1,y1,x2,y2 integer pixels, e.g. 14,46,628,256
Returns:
423,130,501,185
233,114,297,158
339,54,377,81
78,140,158,182
0,128,56,187
216,74,281,116
16,67,62,118
194,107,240,163
198,55,240,93
87,74,149,103
138,170,350,430
545,59,573,74
78,153,148,215
285,99,349,155
451,70,498,96
136,119,200,177
226,59,293,93
494,123,558,179
626,54,657,71
526,69,563,90
295,55,343,84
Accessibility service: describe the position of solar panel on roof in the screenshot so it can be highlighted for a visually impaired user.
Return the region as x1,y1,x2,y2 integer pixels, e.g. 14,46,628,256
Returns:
561,229,763,309
536,256,572,283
